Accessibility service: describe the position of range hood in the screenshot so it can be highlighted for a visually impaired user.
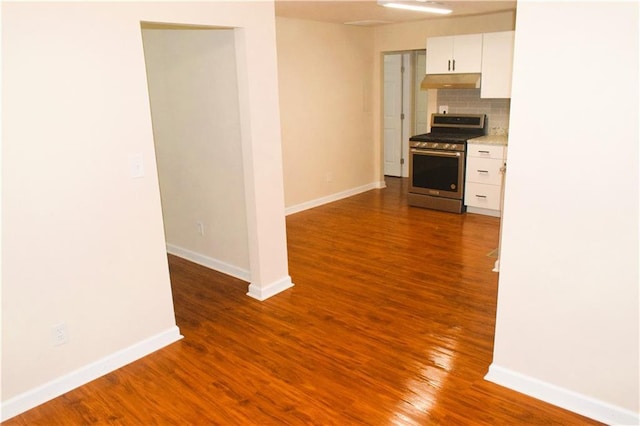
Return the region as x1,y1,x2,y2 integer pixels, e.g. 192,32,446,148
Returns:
420,73,481,90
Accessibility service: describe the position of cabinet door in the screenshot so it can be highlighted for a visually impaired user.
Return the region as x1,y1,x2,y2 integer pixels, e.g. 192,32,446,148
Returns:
465,182,502,210
467,144,505,159
426,36,454,74
466,157,504,185
451,34,483,73
481,31,515,98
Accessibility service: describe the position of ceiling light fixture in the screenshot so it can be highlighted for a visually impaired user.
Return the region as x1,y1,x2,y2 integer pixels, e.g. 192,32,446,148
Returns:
379,1,452,15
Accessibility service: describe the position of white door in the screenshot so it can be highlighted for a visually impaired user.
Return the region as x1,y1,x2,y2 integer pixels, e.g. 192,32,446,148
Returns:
383,54,402,177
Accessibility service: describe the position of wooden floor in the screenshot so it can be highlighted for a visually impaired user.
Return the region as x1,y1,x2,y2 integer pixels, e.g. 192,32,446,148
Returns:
4,177,602,425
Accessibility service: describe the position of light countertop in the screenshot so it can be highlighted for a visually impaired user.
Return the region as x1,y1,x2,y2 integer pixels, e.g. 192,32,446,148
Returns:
469,135,508,146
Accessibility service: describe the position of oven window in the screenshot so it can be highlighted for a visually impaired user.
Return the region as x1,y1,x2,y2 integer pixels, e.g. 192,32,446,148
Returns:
412,153,460,192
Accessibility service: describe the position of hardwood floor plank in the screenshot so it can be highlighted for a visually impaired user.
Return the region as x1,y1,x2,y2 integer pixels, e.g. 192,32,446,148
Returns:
3,177,602,425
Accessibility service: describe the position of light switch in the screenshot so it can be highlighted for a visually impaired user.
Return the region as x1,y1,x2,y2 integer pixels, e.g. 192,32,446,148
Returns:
129,153,144,178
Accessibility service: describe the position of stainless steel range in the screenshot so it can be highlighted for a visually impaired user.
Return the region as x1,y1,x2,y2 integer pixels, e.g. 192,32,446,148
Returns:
408,114,486,213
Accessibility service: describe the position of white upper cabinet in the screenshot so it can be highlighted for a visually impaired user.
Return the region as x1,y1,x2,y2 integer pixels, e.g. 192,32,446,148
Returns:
481,31,515,98
426,34,483,74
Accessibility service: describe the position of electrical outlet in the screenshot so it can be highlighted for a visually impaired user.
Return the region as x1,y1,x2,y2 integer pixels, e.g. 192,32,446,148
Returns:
439,105,449,114
196,221,205,236
51,322,69,346
129,153,144,178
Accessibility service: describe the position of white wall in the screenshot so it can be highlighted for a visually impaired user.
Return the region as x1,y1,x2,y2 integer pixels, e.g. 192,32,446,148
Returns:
488,2,639,424
276,17,377,211
1,1,289,419
142,29,250,279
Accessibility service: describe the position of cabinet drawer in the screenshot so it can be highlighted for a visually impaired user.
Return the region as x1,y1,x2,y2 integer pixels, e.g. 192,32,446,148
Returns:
465,182,502,210
466,157,504,185
467,144,505,159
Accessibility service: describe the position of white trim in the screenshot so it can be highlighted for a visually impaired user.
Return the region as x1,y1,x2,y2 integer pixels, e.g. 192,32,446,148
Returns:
485,364,640,425
466,206,501,217
285,181,386,216
166,244,251,282
246,275,294,301
1,327,182,422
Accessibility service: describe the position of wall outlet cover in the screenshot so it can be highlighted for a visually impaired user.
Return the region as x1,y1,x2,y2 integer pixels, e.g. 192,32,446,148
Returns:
129,153,145,178
51,322,69,346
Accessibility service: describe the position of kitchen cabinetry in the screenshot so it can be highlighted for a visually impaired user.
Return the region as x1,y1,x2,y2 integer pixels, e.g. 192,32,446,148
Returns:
465,143,507,217
481,31,515,98
426,34,483,74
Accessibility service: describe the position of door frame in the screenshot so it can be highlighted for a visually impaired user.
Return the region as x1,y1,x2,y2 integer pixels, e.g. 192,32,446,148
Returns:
382,49,428,178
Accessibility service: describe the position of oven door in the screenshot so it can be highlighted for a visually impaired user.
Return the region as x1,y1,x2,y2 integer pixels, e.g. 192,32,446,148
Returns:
409,149,465,199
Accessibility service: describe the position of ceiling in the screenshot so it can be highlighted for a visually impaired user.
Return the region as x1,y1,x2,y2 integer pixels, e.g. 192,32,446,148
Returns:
274,0,517,26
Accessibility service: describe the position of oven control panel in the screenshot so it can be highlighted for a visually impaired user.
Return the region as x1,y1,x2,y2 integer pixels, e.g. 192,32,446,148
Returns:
410,141,464,152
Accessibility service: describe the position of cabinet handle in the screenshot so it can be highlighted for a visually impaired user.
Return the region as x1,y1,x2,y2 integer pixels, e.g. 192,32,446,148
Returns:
452,59,456,71
475,195,487,198
478,150,490,154
448,60,451,71
477,170,489,173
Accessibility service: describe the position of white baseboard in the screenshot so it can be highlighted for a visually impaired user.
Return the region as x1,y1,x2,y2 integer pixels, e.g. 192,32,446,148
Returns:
285,181,386,216
485,364,640,425
166,244,294,301
1,326,183,422
247,275,294,301
166,244,251,282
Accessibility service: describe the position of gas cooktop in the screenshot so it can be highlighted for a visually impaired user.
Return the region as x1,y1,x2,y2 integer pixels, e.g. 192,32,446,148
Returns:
409,133,473,143
410,113,487,144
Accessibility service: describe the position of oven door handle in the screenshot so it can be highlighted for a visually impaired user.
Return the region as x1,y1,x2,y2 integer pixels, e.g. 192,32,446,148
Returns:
411,149,461,157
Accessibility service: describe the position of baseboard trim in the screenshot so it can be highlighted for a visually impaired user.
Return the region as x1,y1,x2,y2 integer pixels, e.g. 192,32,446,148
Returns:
466,206,501,217
485,364,639,425
247,275,294,301
166,244,251,282
1,326,183,422
285,181,386,216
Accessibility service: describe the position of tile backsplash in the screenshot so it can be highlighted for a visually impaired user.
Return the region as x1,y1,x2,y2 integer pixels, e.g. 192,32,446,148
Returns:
437,89,510,135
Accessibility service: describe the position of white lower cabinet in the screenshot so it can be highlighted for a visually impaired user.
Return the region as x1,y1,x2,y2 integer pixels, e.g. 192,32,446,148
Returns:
465,143,507,216
465,182,502,211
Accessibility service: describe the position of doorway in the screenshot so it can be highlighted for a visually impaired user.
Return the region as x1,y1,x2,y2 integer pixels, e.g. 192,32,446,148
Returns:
140,24,251,281
383,50,428,178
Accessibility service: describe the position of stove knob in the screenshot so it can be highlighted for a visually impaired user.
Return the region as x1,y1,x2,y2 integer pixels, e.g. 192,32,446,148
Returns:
444,144,450,149
451,144,457,150
433,143,439,148
421,143,427,148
